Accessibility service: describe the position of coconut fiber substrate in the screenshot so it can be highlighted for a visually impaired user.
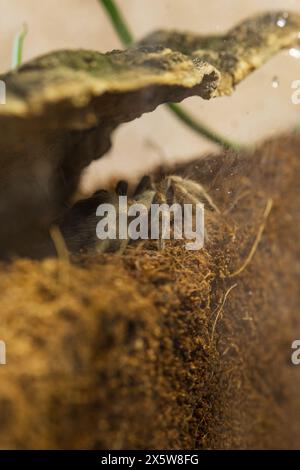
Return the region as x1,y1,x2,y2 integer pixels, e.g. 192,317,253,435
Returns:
0,134,300,449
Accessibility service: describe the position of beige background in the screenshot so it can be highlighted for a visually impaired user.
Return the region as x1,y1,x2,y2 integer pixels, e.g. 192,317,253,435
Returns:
0,0,300,194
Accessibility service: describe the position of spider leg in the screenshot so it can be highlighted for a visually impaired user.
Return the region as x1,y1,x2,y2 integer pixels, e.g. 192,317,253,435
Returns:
133,175,153,197
115,180,128,196
95,181,129,253
151,184,169,250
115,181,129,250
169,175,220,213
168,176,210,243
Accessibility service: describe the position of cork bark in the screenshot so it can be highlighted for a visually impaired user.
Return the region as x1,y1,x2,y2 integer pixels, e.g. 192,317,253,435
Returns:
0,12,299,256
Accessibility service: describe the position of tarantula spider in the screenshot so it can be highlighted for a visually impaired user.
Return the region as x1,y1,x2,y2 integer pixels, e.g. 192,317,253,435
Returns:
60,174,219,254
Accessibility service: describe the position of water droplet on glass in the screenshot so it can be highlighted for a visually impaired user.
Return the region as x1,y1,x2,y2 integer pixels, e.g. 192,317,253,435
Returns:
272,77,279,88
289,47,300,59
277,17,286,28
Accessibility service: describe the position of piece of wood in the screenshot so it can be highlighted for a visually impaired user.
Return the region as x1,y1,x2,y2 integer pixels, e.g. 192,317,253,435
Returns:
0,11,299,256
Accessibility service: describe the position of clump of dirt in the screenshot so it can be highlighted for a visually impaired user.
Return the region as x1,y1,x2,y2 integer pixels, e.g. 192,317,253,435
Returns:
0,134,299,449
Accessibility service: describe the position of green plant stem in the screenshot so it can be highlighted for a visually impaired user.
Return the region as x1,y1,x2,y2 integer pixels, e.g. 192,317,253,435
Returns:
98,0,244,151
168,103,245,151
12,23,28,69
99,0,133,46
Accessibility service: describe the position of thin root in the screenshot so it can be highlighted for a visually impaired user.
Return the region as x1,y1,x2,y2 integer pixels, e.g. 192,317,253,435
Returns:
228,198,273,278
49,225,70,286
210,283,238,343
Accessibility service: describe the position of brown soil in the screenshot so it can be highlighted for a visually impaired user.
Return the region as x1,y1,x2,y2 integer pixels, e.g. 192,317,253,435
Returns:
0,134,300,449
